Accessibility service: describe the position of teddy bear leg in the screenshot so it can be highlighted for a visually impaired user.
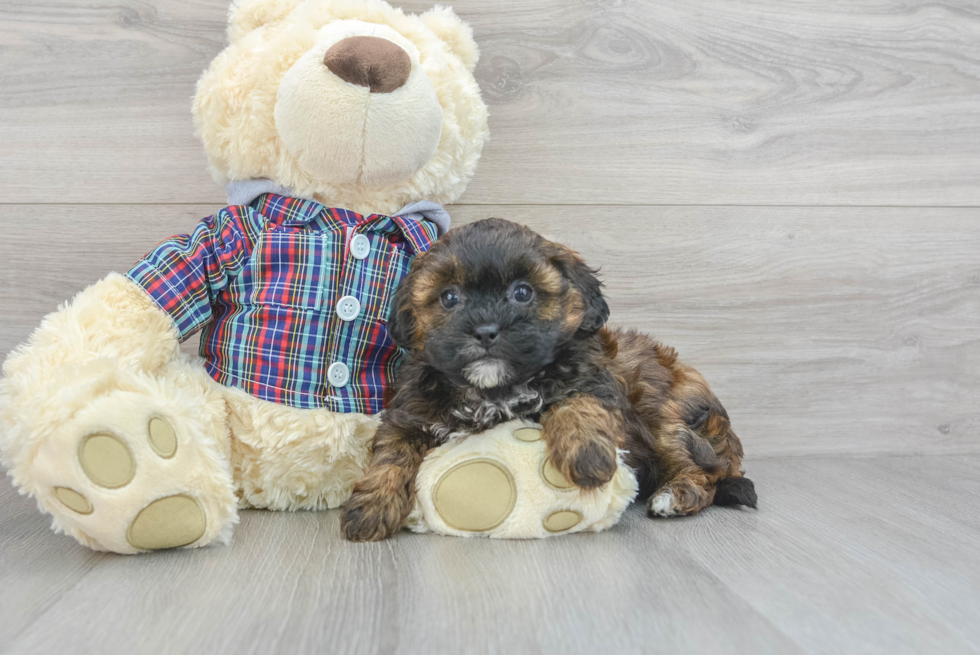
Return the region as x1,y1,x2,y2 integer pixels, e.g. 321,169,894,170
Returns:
25,358,238,554
223,387,378,513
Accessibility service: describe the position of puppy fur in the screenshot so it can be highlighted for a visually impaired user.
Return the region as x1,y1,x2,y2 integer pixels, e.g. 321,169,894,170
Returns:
341,218,757,542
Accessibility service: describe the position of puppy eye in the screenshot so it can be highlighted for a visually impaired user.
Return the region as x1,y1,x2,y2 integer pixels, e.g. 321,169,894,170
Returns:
440,287,460,309
511,282,534,304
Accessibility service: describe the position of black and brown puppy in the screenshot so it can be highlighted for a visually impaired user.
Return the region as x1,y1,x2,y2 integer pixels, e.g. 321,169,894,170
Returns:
341,218,757,542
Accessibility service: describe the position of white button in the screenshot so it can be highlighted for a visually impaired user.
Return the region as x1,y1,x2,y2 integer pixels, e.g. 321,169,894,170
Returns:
336,295,360,321
350,234,370,260
327,362,350,388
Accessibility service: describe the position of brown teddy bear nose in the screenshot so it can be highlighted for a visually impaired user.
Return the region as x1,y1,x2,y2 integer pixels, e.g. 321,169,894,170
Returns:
323,36,411,93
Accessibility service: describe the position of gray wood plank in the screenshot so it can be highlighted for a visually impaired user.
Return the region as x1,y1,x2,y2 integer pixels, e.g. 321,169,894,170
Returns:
462,0,980,207
0,477,110,649
2,204,977,457
3,456,979,654
649,455,980,655
0,477,802,655
0,0,226,204
1,1,976,652
2,0,980,205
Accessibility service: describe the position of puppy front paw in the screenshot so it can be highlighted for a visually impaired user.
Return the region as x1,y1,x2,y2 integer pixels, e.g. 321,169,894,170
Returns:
541,396,623,491
548,437,618,490
341,490,406,542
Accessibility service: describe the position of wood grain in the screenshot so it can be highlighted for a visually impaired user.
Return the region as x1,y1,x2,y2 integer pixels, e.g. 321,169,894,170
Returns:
2,204,977,458
2,0,980,205
1,2,978,653
2,456,978,654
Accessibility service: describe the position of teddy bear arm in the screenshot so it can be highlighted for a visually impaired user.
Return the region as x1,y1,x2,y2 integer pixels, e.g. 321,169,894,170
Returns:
0,209,257,550
2,273,180,384
0,206,260,469
0,273,180,474
2,200,253,392
125,205,263,345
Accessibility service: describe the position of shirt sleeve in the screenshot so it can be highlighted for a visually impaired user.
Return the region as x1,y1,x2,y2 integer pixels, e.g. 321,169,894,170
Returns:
127,205,264,340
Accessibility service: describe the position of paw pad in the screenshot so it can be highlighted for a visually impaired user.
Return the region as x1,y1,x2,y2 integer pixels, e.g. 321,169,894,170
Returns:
147,417,177,458
126,494,206,550
543,510,582,532
65,417,205,550
512,427,541,442
79,433,135,488
54,487,93,514
432,458,516,532
540,458,575,490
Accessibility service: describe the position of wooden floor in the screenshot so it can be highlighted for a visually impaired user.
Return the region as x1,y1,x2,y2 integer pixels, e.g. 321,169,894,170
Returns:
2,455,979,654
2,0,979,653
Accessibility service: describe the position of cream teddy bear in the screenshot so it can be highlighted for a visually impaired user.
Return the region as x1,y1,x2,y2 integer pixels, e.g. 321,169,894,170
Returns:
0,0,636,553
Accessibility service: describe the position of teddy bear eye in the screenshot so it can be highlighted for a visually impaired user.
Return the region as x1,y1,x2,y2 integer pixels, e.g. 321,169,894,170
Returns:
440,287,460,309
510,282,534,304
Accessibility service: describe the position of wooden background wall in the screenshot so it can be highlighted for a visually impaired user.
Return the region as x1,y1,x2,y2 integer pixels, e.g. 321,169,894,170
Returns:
1,0,978,458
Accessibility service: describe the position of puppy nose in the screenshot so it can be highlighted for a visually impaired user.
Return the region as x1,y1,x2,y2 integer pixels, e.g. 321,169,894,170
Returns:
474,324,500,348
323,36,411,93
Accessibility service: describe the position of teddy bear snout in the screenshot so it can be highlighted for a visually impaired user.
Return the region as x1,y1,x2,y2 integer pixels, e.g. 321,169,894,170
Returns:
323,35,411,94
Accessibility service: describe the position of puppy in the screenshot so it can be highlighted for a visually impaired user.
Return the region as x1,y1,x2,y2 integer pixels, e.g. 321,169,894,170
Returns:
341,218,757,542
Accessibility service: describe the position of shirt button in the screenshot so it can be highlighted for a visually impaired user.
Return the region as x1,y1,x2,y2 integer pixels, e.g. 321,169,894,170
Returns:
336,295,360,321
350,234,370,260
327,362,350,388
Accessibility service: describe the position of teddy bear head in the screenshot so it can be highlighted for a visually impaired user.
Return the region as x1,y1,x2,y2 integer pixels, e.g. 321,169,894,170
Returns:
194,0,489,215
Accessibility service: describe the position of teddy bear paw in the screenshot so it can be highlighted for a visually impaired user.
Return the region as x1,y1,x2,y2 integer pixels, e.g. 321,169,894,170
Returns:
32,388,236,553
63,420,203,549
405,421,639,539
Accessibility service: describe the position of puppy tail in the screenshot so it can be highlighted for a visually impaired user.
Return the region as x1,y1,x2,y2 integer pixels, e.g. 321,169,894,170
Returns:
713,476,758,509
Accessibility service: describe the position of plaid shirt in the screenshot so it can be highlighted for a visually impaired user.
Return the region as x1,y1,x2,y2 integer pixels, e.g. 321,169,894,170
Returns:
127,193,437,413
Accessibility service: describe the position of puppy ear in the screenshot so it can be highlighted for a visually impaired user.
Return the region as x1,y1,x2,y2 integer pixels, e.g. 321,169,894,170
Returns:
545,242,610,334
386,271,418,350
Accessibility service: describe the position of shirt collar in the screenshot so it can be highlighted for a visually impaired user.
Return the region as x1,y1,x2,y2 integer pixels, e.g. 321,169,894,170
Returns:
226,178,449,242
226,179,299,206
237,188,437,256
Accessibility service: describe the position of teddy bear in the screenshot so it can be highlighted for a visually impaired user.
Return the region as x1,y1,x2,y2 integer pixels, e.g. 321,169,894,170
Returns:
0,0,637,554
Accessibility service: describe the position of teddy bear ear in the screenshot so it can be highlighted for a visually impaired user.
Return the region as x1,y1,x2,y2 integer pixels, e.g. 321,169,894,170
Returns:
420,5,480,72
227,0,304,43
